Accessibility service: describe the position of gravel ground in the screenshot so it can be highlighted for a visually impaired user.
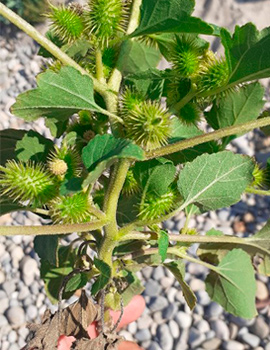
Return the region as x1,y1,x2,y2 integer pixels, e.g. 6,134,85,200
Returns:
1,1,270,350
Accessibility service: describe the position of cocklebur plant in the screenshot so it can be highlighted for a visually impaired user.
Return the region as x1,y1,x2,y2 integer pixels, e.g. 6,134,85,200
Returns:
1,0,270,347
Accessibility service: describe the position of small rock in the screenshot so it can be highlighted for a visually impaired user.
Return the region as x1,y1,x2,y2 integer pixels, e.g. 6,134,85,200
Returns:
188,262,208,276
205,302,223,319
265,343,270,350
256,280,269,300
233,221,246,233
118,329,134,342
174,311,192,329
189,278,205,292
196,319,210,333
157,324,174,350
18,286,30,300
11,246,24,262
152,266,165,280
144,280,162,297
218,209,230,222
135,329,151,342
6,306,25,327
169,319,180,339
137,314,152,329
26,305,38,320
243,212,254,223
241,333,260,347
0,270,5,283
0,314,8,327
210,320,230,340
196,290,211,306
188,327,206,348
160,276,174,289
249,316,269,338
127,321,137,335
167,288,177,303
202,338,222,350
149,296,168,312
20,256,38,276
8,330,18,343
2,280,16,294
153,311,163,325
229,323,238,340
223,340,245,350
162,303,178,320
142,266,153,279
229,315,255,327
0,297,9,313
148,341,162,350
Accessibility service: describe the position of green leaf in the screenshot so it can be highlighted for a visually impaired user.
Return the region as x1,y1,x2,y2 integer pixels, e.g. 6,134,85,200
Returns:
121,271,145,307
164,260,197,310
158,230,169,262
250,220,270,276
130,0,218,37
205,249,257,318
116,40,160,76
59,178,83,196
116,194,141,225
38,30,64,58
91,258,111,295
40,246,87,303
11,66,102,121
169,118,203,143
15,130,54,162
205,83,265,144
34,235,59,266
134,158,176,197
82,135,144,186
0,129,27,166
45,117,69,138
221,24,270,86
65,272,88,293
0,196,24,216
177,151,254,211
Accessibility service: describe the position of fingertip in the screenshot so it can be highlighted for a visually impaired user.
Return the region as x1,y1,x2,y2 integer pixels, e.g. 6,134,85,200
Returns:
118,341,143,350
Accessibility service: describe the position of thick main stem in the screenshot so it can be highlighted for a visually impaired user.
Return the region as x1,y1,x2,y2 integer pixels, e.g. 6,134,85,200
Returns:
146,117,270,159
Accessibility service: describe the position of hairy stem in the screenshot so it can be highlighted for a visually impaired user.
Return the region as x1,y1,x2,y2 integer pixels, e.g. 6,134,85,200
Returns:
0,3,107,96
100,160,130,266
95,49,105,83
146,117,270,159
246,187,270,196
0,220,108,236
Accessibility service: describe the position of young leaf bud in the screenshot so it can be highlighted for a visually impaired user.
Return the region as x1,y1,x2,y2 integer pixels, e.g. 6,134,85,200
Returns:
0,160,57,206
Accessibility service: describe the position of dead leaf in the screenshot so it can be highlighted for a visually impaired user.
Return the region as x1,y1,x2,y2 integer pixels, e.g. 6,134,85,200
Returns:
72,334,123,350
24,291,100,350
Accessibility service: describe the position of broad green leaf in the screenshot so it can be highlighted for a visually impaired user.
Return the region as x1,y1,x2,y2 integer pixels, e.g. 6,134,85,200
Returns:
134,158,176,196
221,24,270,86
15,130,54,162
82,135,144,186
45,117,69,138
65,272,88,293
91,258,111,295
0,129,27,166
164,260,197,310
130,0,218,37
116,40,160,76
116,194,141,225
34,235,59,266
121,271,145,307
205,249,257,318
11,66,102,121
38,30,64,58
113,240,146,256
205,83,265,131
40,246,87,303
0,196,24,216
158,230,169,262
59,178,83,196
169,118,203,143
177,151,254,211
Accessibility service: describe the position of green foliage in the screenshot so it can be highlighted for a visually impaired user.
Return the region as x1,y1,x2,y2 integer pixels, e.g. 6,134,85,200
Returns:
2,0,270,322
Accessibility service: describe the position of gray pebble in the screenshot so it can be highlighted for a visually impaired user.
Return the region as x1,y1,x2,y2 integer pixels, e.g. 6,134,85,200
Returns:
167,288,177,303
26,305,38,320
241,332,260,347
249,316,269,338
188,327,206,348
196,319,210,333
18,286,30,300
202,338,222,350
218,209,230,222
148,341,162,350
6,306,25,327
265,343,270,350
20,256,39,277
157,323,174,350
149,296,168,312
189,278,205,292
0,270,5,284
0,297,9,313
152,266,165,280
210,319,230,340
205,302,223,319
175,311,192,329
229,315,255,327
153,311,164,325
137,314,153,329
142,266,153,279
169,319,180,339
162,303,178,320
127,321,137,335
223,340,245,350
188,263,208,276
196,290,211,306
8,330,18,343
144,279,162,297
229,323,238,340
135,329,151,342
2,280,16,294
9,344,20,350
160,276,174,289
0,314,8,327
